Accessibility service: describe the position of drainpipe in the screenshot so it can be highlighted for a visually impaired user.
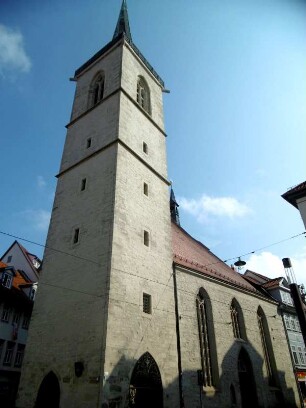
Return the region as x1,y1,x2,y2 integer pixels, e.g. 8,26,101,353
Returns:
172,262,184,408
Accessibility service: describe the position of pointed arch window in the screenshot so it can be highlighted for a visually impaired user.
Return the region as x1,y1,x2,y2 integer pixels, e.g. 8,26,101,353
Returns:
230,299,247,340
137,76,151,115
196,288,218,387
89,72,105,108
257,306,278,386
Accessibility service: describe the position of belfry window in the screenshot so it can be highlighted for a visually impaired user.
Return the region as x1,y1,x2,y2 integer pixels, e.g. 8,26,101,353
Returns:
196,288,218,387
137,76,151,114
89,73,105,108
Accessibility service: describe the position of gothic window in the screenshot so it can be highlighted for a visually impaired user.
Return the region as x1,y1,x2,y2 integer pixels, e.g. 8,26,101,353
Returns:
257,306,278,385
137,76,151,114
89,72,105,108
230,299,246,340
196,288,218,387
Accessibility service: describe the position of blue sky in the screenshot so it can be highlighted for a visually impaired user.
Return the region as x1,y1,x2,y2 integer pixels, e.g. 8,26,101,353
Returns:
0,0,305,284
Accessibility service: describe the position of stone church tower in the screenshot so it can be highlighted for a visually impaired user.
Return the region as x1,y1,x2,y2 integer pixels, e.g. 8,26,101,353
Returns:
17,2,301,408
17,2,178,407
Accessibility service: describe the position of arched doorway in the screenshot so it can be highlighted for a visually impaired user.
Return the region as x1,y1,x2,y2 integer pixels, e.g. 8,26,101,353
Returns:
129,352,163,408
238,348,258,408
35,371,60,408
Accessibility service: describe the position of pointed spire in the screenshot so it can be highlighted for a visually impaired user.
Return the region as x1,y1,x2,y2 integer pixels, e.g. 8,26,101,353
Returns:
170,186,180,226
113,0,132,42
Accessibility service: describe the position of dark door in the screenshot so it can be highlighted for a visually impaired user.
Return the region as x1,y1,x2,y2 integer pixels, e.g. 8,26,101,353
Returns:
35,371,60,408
238,348,258,408
129,352,163,408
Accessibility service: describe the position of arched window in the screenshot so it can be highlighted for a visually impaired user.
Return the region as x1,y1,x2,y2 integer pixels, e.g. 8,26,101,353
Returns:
257,306,278,386
196,288,218,387
89,72,105,108
137,76,151,114
230,299,247,340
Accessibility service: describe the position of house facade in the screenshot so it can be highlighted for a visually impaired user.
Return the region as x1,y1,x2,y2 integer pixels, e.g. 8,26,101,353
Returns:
244,270,306,406
17,2,300,407
0,258,37,407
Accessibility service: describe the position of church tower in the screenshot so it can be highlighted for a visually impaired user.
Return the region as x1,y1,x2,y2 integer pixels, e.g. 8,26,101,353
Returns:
17,2,178,407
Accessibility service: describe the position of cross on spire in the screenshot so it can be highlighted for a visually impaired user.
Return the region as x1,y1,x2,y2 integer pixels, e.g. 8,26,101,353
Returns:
113,0,132,42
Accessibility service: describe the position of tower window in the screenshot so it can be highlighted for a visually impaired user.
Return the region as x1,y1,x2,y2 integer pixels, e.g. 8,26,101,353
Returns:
73,228,80,244
89,72,105,108
143,293,152,314
7,255,12,263
81,178,87,191
143,183,148,196
143,142,148,154
86,138,92,148
144,230,149,247
137,76,151,115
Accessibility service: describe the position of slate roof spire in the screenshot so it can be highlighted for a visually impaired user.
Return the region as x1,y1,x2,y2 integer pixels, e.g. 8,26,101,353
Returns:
170,186,180,226
113,0,132,42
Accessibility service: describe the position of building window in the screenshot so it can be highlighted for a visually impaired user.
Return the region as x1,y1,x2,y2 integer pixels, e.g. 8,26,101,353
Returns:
230,300,241,339
3,342,14,366
73,228,80,244
257,306,278,385
143,142,148,154
1,305,11,322
86,137,92,148
14,344,25,367
143,293,152,314
7,255,12,262
0,339,4,361
29,288,36,301
81,178,87,191
196,288,218,387
143,183,148,196
292,346,299,365
13,312,20,325
143,230,149,247
22,314,30,330
90,72,105,107
137,76,151,114
2,272,13,289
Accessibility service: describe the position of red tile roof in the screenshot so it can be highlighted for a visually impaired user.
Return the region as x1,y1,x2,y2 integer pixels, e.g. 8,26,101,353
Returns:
171,222,258,293
282,181,306,209
262,277,283,289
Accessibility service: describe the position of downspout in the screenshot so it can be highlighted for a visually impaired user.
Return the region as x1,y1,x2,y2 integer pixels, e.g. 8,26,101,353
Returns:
173,262,184,408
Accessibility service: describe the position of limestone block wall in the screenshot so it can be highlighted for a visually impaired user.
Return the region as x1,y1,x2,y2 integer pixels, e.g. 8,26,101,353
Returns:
121,43,165,131
71,45,122,122
175,267,300,408
17,145,118,408
101,143,179,407
60,94,120,173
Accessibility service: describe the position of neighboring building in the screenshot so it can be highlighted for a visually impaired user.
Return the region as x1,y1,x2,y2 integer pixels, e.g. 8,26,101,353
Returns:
0,259,37,407
282,181,306,230
1,240,41,283
244,270,306,405
16,2,300,408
